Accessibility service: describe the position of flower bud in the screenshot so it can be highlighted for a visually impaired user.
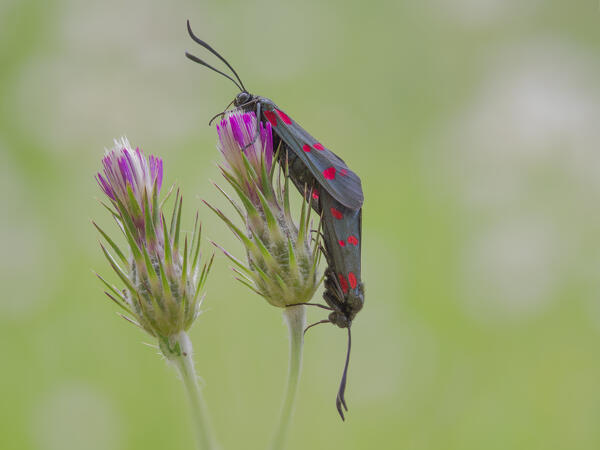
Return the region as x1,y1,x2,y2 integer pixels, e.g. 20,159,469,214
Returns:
207,112,321,308
95,138,213,338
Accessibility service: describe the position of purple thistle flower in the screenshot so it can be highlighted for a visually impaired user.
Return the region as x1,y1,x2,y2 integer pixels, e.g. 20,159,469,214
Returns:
209,111,321,309
94,138,213,338
96,138,164,247
96,137,163,204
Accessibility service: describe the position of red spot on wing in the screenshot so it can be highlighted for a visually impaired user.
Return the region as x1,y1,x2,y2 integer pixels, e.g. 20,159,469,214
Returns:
338,240,346,247
347,235,359,246
312,190,319,200
314,143,325,151
330,208,343,219
302,144,311,152
340,168,348,176
338,274,349,294
276,109,292,124
264,110,278,127
348,272,357,289
323,167,336,180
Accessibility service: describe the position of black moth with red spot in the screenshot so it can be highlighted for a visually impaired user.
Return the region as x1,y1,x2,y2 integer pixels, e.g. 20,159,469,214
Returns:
185,21,364,420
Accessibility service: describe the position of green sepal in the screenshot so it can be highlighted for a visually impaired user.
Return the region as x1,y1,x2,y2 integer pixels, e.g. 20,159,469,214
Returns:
181,235,189,288
211,241,253,277
98,198,120,218
173,195,183,250
140,242,160,286
126,184,143,218
274,273,288,292
213,182,245,221
220,168,260,218
287,238,298,276
191,220,203,273
161,214,172,266
143,189,157,247
159,183,176,211
112,194,143,261
95,272,129,304
204,201,257,253
189,212,199,262
99,243,136,293
258,150,275,201
193,253,214,304
283,157,292,222
104,291,134,315
118,313,144,331
156,256,173,299
169,189,181,239
249,228,276,268
296,186,308,245
93,221,127,265
268,139,282,181
255,188,279,237
234,275,264,297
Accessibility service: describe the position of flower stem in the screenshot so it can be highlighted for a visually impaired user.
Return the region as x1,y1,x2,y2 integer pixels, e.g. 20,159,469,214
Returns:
271,305,306,450
160,331,218,450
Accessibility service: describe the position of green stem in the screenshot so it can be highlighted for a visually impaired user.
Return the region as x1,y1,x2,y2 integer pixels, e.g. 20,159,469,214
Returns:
160,331,218,450
270,305,306,450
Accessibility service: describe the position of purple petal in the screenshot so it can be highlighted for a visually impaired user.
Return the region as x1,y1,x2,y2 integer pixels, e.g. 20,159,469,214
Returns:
154,157,164,192
118,156,135,192
123,149,141,188
242,113,254,137
229,115,245,149
261,121,273,170
135,147,146,175
96,173,115,200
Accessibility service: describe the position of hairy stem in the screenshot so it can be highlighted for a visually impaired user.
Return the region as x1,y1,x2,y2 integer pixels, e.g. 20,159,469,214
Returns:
270,305,306,450
160,331,218,450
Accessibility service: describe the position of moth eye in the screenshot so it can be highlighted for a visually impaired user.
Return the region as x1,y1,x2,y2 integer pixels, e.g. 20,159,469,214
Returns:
235,92,251,106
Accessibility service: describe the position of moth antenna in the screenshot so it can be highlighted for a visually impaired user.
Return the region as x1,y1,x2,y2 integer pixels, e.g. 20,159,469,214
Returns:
185,52,243,91
186,20,247,92
336,326,352,421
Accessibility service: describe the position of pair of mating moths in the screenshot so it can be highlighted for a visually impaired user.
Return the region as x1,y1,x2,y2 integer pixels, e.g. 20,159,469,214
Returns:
186,22,364,421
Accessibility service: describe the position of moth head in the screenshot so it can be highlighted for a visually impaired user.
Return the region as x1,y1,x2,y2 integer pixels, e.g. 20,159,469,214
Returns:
328,311,350,329
234,91,252,107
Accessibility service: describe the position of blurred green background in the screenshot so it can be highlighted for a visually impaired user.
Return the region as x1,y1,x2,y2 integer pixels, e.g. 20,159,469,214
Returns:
2,0,600,449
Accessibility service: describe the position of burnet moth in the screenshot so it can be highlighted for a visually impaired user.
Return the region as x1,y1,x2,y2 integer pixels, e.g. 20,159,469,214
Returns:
185,21,364,420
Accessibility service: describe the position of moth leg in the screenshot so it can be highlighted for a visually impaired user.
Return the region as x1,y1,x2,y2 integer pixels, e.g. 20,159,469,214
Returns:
286,302,333,311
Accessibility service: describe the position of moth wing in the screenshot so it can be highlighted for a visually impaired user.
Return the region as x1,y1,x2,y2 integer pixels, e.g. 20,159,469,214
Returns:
320,190,362,292
261,102,364,211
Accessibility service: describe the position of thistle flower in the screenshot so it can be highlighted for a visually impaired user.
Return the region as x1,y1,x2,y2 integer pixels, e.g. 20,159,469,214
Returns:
207,111,321,308
94,138,213,339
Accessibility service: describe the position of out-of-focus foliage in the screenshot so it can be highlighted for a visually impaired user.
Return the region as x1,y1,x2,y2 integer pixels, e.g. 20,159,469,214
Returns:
1,1,599,449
